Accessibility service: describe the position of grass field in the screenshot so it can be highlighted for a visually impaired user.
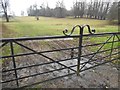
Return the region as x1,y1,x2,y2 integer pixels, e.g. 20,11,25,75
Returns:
1,16,118,38
1,16,119,64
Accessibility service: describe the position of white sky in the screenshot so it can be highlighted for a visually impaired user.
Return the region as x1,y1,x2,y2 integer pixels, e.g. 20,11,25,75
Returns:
9,0,118,16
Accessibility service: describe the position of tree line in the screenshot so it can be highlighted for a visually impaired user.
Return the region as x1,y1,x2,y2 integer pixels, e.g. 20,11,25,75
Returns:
0,0,119,22
27,0,119,21
27,1,67,18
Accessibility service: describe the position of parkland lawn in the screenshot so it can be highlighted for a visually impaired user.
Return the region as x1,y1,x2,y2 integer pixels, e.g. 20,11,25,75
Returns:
1,16,118,38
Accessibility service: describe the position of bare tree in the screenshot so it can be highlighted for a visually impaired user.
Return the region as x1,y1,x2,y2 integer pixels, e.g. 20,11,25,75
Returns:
54,0,66,18
0,0,9,22
21,11,24,16
86,0,110,20
108,2,118,21
40,3,46,16
102,2,110,20
118,1,120,25
79,1,85,18
27,4,41,20
72,0,86,18
87,0,93,18
45,4,52,17
73,1,79,18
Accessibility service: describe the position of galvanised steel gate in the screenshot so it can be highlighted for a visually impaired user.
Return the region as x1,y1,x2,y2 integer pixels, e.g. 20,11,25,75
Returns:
0,25,120,88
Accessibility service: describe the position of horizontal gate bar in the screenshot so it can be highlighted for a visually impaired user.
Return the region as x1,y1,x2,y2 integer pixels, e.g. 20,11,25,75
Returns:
1,47,79,58
2,57,78,72
1,45,120,59
81,46,120,57
81,52,120,65
2,51,119,73
19,58,119,88
1,32,119,42
1,65,77,83
19,72,76,88
1,31,120,88
82,40,119,47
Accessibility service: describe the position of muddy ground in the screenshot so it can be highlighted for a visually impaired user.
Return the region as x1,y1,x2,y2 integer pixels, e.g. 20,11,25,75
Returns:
2,39,119,88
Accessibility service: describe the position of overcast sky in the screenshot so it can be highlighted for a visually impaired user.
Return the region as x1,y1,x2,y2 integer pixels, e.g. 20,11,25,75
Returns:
9,0,118,16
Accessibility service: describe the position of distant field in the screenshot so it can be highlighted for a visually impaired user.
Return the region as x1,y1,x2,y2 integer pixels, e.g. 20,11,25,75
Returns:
1,16,118,38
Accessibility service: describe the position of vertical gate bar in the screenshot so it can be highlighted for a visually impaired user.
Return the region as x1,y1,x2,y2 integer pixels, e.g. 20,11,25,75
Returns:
118,1,120,86
77,28,83,76
117,34,120,87
115,34,120,70
71,48,74,59
10,41,19,87
109,35,115,60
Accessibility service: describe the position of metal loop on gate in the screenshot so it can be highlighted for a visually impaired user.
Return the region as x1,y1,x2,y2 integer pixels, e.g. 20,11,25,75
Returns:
63,25,95,36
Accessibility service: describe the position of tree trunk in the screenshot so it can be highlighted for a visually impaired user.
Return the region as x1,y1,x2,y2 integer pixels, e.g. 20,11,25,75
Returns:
103,17,106,20
90,15,92,19
5,12,9,22
95,16,97,19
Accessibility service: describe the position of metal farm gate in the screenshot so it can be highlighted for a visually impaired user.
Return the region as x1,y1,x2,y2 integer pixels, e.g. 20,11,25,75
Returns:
0,25,120,88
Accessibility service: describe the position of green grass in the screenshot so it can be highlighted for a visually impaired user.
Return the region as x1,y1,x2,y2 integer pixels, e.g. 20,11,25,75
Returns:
1,16,119,65
2,16,118,38
88,36,119,51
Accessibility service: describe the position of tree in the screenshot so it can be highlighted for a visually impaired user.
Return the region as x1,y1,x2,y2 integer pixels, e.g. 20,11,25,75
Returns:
39,3,46,16
27,1,67,18
21,11,24,16
54,1,66,18
0,0,9,22
27,4,41,20
86,0,110,20
73,1,79,18
73,1,86,18
108,2,118,21
79,1,85,18
45,4,52,17
118,1,120,25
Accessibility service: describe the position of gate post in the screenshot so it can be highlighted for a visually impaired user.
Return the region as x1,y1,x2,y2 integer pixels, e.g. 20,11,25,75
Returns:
77,27,83,75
